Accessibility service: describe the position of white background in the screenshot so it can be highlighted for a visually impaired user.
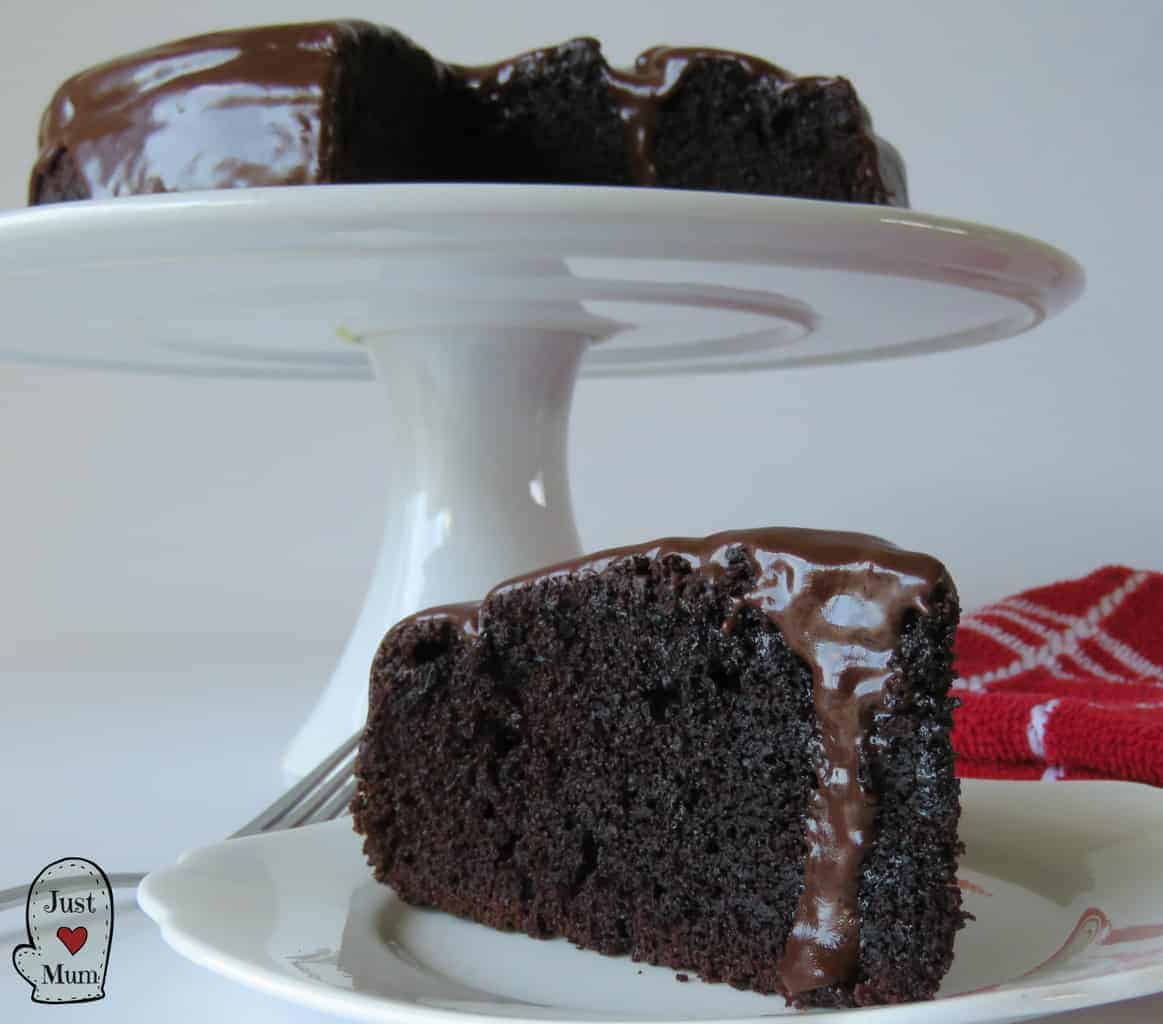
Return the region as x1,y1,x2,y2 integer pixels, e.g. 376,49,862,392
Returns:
0,1,1161,1021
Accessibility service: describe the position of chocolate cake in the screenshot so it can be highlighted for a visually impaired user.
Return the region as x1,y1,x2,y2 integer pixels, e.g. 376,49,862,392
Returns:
353,528,963,1007
31,22,906,206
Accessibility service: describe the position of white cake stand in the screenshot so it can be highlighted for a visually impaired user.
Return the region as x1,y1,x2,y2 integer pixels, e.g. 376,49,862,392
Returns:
0,184,1084,776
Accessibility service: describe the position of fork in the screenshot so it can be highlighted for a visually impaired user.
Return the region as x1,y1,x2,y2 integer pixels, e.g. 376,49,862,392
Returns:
0,730,361,913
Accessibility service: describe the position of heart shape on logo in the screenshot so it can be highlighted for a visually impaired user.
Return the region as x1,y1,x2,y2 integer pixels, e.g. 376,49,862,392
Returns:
57,926,87,956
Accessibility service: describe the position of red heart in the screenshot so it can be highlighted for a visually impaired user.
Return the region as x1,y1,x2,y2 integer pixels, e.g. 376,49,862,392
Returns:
57,926,87,956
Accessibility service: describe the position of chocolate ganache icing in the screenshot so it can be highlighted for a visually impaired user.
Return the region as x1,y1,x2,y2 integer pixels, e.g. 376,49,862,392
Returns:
390,527,949,995
31,21,364,198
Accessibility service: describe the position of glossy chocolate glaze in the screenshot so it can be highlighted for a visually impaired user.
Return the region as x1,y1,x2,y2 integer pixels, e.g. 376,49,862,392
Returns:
392,527,948,995
31,21,370,198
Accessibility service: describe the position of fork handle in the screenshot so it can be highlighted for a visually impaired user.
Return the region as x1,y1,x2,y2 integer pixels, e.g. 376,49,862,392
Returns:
0,871,145,913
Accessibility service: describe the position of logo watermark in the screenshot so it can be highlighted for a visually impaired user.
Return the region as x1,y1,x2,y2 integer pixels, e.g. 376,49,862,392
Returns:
12,858,113,1004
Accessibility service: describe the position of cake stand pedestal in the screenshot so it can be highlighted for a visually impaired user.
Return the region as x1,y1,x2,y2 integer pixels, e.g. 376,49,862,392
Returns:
0,184,1083,776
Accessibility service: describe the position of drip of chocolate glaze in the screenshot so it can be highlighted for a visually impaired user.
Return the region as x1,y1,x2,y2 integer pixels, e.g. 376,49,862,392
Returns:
725,547,935,997
391,527,947,996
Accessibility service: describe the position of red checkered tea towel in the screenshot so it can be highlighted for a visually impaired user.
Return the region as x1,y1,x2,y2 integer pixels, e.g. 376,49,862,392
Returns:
953,566,1163,785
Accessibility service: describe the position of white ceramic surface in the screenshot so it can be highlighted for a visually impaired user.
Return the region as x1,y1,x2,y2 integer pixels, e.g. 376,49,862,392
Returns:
0,185,1085,776
139,780,1163,1024
0,186,1082,379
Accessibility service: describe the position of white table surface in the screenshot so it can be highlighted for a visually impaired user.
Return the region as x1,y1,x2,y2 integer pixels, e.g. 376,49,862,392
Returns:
1,656,1160,1022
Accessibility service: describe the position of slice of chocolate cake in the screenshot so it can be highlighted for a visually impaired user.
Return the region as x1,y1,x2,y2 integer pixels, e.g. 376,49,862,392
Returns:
353,528,963,1007
31,23,906,206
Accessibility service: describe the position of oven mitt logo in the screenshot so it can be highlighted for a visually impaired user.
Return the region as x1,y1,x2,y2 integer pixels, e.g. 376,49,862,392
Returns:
12,858,113,1004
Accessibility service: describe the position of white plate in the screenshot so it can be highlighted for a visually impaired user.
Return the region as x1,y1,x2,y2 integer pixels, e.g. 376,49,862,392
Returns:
138,779,1163,1024
0,184,1082,379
